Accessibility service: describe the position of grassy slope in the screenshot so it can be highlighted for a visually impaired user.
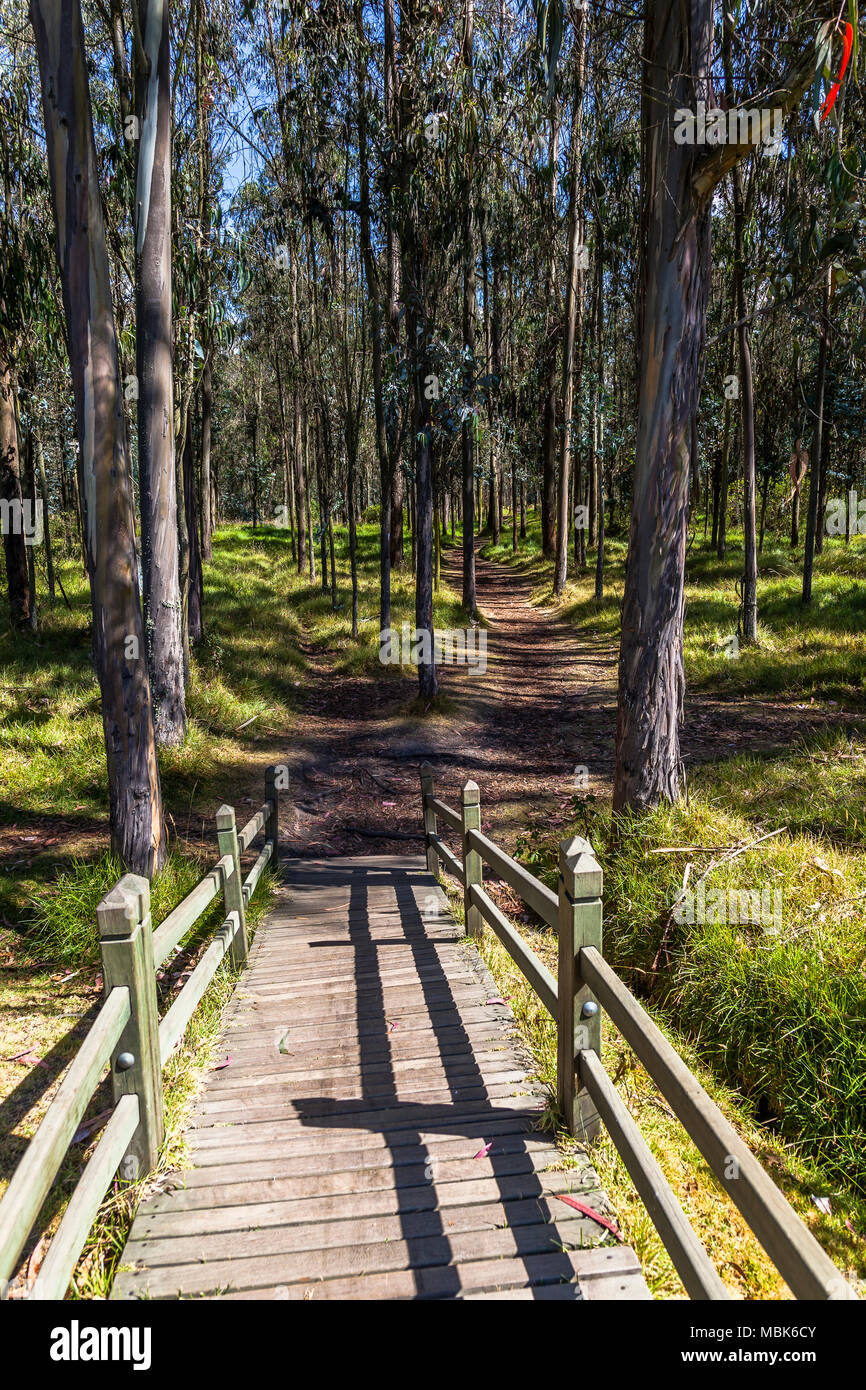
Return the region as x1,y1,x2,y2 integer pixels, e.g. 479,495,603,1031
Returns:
3,516,865,1297
0,520,463,1294
473,516,866,1294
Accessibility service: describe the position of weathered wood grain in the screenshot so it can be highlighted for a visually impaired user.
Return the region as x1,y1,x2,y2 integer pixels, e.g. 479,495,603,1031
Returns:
113,856,648,1302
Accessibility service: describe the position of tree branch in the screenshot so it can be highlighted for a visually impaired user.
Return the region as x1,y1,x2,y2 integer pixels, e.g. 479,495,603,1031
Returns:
692,39,820,203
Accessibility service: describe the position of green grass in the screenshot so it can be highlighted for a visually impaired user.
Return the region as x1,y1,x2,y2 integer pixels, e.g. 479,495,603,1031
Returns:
438,872,863,1299
0,520,462,838
5,509,866,1298
481,515,866,707
480,517,866,1191
0,516,465,1297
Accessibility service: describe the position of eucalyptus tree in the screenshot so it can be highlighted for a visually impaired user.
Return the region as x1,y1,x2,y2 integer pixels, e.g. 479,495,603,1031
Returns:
134,0,186,745
30,0,166,874
613,1,836,810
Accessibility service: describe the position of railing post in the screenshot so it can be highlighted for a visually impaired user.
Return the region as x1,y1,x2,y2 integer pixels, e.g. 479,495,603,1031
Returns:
557,835,603,1140
97,875,164,1179
420,761,439,876
461,780,483,940
216,804,249,967
265,763,284,870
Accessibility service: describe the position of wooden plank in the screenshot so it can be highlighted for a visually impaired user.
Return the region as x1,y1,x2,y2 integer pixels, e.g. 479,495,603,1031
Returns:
114,1214,603,1297
152,858,231,967
428,796,462,833
242,839,273,906
143,1139,561,1195
216,806,248,966
137,1148,565,1214
186,1116,546,1164
470,883,556,1016
557,838,602,1140
33,1095,140,1300
211,1251,622,1301
130,1174,605,1239
125,1189,608,1267
580,944,855,1300
238,803,270,852
112,855,648,1304
578,1048,729,1300
98,876,163,1178
0,986,129,1284
466,828,558,927
429,835,464,885
200,1048,525,1091
116,1247,631,1302
159,912,239,1065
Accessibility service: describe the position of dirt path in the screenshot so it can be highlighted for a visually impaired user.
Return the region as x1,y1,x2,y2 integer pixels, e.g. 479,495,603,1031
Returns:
280,544,855,858
278,546,616,858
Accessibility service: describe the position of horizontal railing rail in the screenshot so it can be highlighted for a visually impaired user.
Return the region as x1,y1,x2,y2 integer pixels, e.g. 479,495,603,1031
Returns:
0,763,285,1302
419,763,855,1302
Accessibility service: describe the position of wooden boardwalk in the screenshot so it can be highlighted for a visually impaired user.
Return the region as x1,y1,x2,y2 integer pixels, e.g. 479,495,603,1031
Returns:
113,856,648,1300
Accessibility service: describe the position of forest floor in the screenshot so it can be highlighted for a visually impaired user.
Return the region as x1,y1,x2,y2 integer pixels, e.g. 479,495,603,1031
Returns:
2,518,865,1298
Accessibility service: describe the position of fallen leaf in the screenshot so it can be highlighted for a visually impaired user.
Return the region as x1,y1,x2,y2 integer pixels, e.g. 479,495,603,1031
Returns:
807,857,845,883
811,1194,832,1216
474,1142,493,1159
27,1236,47,1288
73,1109,113,1144
554,1193,624,1241
7,1050,49,1070
213,1055,232,1071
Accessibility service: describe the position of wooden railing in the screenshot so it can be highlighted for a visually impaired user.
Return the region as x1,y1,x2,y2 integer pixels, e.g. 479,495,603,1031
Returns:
420,763,856,1302
0,765,284,1302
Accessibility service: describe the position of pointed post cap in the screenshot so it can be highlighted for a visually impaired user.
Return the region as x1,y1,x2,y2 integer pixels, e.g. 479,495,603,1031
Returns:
96,873,150,939
215,804,236,831
559,835,603,897
461,779,480,805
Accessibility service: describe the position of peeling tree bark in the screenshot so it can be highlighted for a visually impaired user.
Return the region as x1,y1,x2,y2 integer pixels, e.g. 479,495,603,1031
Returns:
135,0,186,746
31,0,165,875
614,0,713,811
614,4,819,810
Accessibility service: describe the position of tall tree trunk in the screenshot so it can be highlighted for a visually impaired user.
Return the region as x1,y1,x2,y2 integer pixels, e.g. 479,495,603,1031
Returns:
296,389,309,573
135,0,186,745
717,304,735,558
802,268,831,605
594,235,605,601
356,29,392,639
385,0,404,574
815,411,830,555
554,13,587,595
460,0,477,615
34,427,55,602
184,423,203,646
540,106,559,559
399,0,437,696
32,0,165,874
725,15,757,644
22,421,38,631
200,352,213,560
613,0,713,811
0,356,29,627
290,254,308,574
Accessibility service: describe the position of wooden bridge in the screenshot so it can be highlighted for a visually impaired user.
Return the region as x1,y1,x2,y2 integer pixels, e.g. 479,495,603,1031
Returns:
113,856,646,1300
0,765,856,1301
